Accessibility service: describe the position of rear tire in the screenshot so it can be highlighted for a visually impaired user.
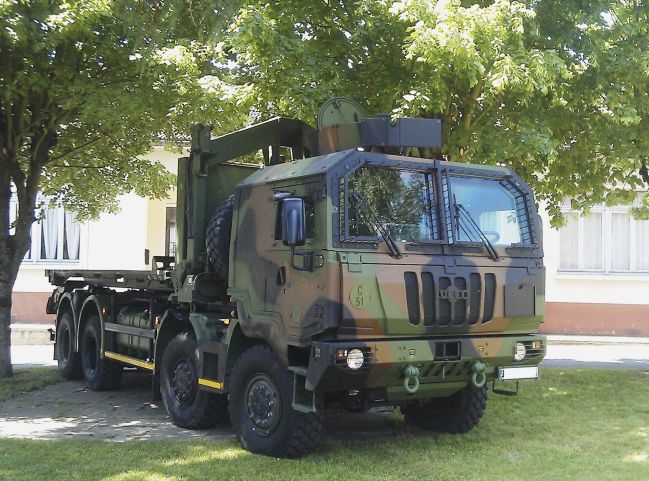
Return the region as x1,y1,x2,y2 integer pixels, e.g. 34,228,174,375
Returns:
81,315,122,391
402,384,488,433
229,345,323,458
160,332,228,429
56,312,82,380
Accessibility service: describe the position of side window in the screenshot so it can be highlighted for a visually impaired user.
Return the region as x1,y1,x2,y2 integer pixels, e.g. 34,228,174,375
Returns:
274,197,316,241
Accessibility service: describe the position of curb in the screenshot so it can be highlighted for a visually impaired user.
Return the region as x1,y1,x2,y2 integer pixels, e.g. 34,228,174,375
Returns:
10,324,54,346
546,334,649,346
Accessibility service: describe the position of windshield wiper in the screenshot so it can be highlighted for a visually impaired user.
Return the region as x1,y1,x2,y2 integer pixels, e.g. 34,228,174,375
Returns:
350,192,402,258
454,201,500,261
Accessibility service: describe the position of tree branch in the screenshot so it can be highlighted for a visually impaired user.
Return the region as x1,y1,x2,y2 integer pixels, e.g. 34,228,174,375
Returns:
49,163,110,169
48,137,101,163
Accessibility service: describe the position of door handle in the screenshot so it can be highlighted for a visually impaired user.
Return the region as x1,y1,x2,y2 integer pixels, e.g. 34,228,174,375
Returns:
277,266,287,285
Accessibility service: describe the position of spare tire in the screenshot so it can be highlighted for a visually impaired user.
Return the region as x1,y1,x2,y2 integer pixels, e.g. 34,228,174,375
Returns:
206,195,234,283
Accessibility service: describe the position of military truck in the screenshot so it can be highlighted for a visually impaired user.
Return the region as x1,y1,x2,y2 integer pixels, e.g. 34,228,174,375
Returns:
46,99,546,458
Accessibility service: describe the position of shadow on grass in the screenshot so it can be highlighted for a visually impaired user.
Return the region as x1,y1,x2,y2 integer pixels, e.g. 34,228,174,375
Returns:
0,368,647,481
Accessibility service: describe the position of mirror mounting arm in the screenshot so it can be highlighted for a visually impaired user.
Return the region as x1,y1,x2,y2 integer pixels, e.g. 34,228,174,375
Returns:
290,247,314,272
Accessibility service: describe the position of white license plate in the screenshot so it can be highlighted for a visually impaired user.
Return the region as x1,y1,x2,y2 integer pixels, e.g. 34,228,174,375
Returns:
498,366,539,381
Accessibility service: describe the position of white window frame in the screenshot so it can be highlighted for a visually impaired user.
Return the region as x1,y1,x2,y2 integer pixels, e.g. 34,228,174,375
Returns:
10,194,82,266
559,199,649,275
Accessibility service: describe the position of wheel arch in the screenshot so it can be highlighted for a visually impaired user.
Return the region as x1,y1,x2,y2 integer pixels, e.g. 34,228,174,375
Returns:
76,294,112,353
224,320,265,375
55,293,75,328
154,309,194,375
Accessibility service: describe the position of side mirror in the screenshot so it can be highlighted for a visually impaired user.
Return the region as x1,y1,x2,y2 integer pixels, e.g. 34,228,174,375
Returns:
282,198,306,247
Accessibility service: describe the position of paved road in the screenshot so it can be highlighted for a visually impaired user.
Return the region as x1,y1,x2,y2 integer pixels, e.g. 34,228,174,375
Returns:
0,371,402,443
543,342,649,369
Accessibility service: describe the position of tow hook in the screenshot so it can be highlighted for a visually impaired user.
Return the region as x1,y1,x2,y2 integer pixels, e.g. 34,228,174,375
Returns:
471,361,487,388
403,365,420,394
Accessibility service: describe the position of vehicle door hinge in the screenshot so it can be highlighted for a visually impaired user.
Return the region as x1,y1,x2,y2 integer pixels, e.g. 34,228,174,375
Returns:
338,252,362,273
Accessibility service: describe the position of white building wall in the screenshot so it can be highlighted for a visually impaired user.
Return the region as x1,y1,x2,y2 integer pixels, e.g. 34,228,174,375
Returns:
13,146,183,297
541,206,649,305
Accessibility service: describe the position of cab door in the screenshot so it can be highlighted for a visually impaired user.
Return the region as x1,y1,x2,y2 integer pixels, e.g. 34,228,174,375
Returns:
264,181,332,338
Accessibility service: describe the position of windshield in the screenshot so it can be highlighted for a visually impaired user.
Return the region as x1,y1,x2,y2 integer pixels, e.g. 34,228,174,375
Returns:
343,166,441,242
450,175,530,246
340,165,532,248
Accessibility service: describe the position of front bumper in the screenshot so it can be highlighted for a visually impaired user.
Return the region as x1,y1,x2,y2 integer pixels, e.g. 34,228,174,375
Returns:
306,334,545,398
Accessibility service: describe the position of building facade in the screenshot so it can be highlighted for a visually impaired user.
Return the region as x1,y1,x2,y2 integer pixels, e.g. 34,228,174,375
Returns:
11,147,179,325
541,197,649,336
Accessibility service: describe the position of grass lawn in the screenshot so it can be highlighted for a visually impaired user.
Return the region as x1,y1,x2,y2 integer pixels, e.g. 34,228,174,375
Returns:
0,368,62,401
0,368,647,481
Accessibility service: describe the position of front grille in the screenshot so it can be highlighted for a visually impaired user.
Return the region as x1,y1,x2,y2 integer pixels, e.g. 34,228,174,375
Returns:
404,271,496,327
420,360,474,380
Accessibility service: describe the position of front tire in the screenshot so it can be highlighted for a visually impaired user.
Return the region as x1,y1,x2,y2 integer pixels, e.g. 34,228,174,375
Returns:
160,332,227,429
56,312,82,380
229,345,323,458
81,315,122,391
402,384,488,433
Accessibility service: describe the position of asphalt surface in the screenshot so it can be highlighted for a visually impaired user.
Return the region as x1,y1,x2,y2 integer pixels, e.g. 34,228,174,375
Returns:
1,338,647,443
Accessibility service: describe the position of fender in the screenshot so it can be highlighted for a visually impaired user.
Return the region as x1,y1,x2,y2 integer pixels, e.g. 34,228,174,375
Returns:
76,294,112,355
53,292,75,358
55,292,75,325
153,309,191,375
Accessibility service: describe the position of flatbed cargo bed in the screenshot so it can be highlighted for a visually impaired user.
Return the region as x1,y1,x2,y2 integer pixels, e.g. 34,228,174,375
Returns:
46,269,174,293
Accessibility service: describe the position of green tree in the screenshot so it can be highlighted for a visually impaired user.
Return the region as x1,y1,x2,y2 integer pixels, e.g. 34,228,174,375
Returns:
0,0,246,377
218,0,649,221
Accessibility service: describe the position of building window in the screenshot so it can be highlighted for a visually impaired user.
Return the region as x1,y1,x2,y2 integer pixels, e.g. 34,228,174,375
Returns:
165,206,176,257
559,201,649,273
10,196,82,263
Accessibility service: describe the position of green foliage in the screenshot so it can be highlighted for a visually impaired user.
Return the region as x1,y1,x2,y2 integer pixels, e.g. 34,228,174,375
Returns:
3,0,647,229
0,0,249,375
0,0,247,219
209,0,649,226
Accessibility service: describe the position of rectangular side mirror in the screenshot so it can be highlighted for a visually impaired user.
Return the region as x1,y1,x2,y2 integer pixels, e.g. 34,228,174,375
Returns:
282,198,306,247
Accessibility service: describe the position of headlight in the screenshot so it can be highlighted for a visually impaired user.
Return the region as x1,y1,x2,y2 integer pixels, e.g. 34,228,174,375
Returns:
513,342,526,361
346,349,364,370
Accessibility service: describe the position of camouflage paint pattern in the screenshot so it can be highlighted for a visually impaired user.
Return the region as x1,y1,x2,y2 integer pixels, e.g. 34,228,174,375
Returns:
228,148,545,396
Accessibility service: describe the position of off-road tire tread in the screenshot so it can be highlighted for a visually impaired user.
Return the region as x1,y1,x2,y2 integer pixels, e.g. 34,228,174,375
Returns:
81,316,122,391
160,332,228,430
229,344,323,458
206,196,234,283
56,312,82,380
402,385,488,434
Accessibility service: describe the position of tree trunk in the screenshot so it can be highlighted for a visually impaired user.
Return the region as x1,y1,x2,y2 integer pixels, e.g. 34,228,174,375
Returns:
0,290,13,378
0,148,45,378
0,168,16,378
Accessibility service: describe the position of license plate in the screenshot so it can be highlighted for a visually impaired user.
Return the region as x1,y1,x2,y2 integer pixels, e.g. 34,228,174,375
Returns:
498,366,539,381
